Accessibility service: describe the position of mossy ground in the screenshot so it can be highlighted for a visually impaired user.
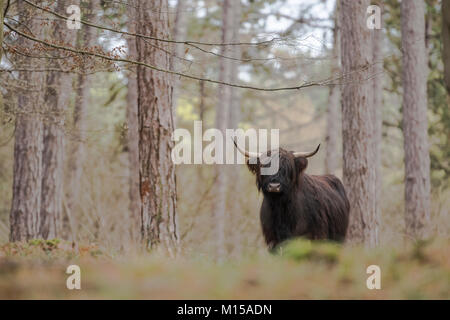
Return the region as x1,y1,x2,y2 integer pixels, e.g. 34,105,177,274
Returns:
0,238,448,299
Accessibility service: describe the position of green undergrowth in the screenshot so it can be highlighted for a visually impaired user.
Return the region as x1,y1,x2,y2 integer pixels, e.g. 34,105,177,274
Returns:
0,238,448,299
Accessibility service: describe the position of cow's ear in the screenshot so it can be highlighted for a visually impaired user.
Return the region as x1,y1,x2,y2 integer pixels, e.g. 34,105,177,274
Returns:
246,157,260,175
294,157,308,173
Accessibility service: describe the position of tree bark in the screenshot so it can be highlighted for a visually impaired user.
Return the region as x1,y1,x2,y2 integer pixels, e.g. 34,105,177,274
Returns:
401,0,431,239
340,0,377,246
39,0,77,239
325,2,340,175
65,0,98,238
126,0,141,243
10,2,46,241
136,0,179,252
213,0,233,261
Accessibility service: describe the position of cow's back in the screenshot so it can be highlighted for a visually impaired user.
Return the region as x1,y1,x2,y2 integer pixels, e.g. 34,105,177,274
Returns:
303,174,350,241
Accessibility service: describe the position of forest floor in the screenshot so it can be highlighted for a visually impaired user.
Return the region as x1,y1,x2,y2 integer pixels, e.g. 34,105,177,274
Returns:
0,238,448,299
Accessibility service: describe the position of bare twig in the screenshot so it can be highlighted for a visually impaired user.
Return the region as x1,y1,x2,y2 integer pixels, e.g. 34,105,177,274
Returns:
4,21,335,92
21,0,281,47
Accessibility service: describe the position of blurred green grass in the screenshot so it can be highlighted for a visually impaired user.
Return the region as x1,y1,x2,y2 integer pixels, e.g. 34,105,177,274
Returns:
0,238,448,299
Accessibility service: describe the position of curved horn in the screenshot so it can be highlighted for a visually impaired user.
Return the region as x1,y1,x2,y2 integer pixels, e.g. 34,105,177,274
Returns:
233,137,261,158
292,144,321,158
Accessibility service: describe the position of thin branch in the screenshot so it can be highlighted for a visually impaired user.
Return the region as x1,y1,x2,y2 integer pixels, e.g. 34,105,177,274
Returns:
0,67,107,74
21,0,281,47
186,41,325,63
3,0,9,17
4,21,334,92
16,0,341,70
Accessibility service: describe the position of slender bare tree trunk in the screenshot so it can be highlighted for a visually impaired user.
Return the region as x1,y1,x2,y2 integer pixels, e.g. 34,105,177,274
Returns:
228,0,241,130
340,0,377,246
199,80,206,122
0,0,4,62
171,0,188,125
228,0,242,256
0,0,4,111
40,1,76,239
443,0,450,96
325,2,340,175
65,0,98,238
371,2,384,246
401,0,431,240
213,0,233,261
10,2,46,241
126,0,141,243
443,0,450,147
136,0,178,252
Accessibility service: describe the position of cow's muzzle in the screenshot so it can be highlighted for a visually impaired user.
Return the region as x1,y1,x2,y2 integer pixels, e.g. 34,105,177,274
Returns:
267,182,281,193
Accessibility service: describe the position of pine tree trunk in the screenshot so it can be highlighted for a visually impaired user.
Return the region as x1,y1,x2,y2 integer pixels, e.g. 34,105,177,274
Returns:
65,0,98,238
371,2,384,246
401,0,431,239
126,0,141,243
136,0,178,252
10,2,46,241
325,2,340,175
340,0,377,246
39,1,76,239
213,0,233,261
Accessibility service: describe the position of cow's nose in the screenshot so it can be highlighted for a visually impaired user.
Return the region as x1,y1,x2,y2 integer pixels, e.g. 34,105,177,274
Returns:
268,182,281,192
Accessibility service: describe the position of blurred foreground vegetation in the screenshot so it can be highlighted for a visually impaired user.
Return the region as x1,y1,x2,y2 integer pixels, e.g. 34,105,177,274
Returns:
0,238,448,299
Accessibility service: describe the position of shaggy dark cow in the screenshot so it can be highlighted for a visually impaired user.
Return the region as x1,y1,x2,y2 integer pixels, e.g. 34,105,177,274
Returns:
234,139,350,249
